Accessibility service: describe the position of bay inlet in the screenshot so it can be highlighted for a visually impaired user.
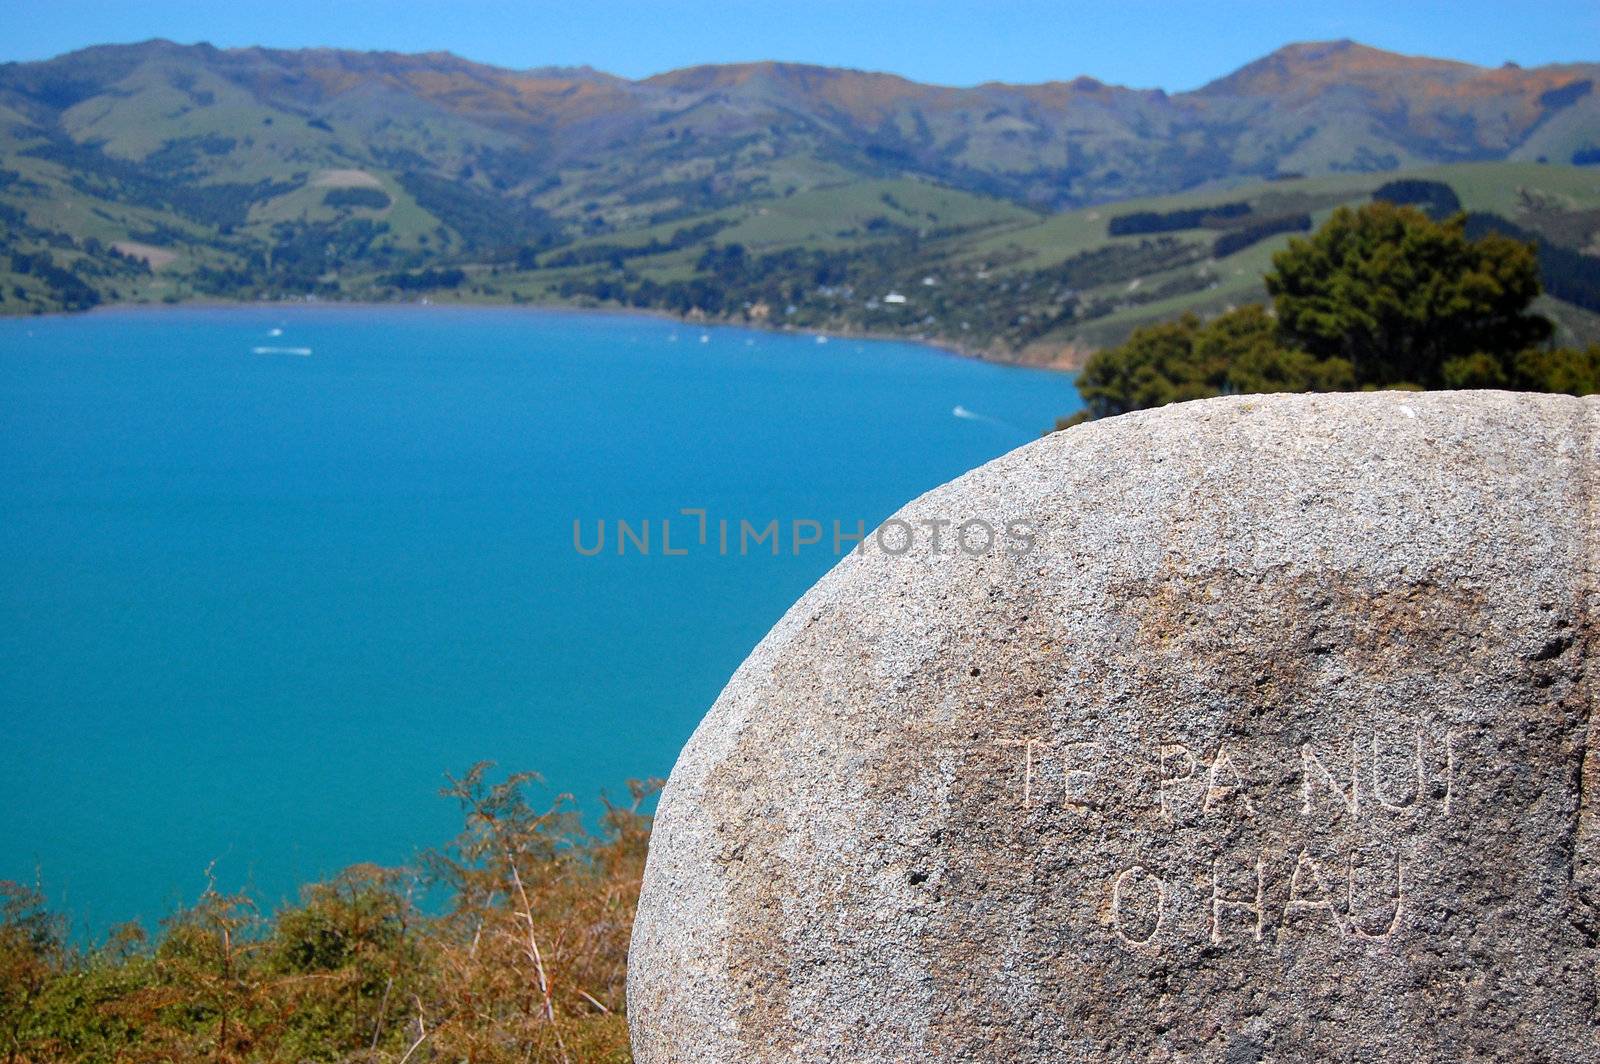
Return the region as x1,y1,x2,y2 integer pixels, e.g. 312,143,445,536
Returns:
0,305,1081,930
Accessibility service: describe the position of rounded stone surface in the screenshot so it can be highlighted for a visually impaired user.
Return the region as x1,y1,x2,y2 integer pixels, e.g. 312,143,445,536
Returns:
629,392,1600,1062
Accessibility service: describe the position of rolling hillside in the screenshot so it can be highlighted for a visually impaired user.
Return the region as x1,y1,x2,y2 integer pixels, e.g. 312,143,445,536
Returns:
507,162,1600,363
1,38,1597,358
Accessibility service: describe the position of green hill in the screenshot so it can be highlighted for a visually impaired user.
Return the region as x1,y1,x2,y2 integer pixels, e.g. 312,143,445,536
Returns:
1,39,1597,359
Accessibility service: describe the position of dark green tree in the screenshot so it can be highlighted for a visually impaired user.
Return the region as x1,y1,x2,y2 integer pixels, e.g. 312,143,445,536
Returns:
1514,343,1600,395
1072,315,1222,421
1058,201,1578,429
1068,305,1355,425
1197,304,1354,394
1265,202,1551,388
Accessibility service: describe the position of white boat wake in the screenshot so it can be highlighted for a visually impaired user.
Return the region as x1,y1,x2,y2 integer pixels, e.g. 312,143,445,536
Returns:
252,346,313,356
952,404,1015,430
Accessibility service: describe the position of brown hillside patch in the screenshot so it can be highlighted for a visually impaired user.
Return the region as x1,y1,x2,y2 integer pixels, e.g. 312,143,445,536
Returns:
111,241,177,269
310,168,384,189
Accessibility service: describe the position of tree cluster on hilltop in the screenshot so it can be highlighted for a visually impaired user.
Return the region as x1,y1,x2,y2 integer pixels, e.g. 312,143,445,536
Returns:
1061,202,1600,428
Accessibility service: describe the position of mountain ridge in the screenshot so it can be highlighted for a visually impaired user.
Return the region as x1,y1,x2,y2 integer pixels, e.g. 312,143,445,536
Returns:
1,38,1597,356
6,38,1595,185
6,35,1577,95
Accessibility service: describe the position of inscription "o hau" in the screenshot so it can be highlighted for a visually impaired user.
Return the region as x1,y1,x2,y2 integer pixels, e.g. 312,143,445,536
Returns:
1104,847,1406,952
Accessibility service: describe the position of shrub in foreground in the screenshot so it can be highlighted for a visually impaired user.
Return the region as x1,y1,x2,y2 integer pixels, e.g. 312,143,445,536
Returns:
0,765,658,1064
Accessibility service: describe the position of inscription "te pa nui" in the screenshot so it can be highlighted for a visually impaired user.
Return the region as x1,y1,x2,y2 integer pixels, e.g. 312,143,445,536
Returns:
993,723,1458,822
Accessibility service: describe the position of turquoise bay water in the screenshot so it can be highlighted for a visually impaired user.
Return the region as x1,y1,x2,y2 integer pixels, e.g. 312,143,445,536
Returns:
0,306,1080,931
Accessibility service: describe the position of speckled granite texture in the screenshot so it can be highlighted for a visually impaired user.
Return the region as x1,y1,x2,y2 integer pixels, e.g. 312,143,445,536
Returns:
630,392,1600,1062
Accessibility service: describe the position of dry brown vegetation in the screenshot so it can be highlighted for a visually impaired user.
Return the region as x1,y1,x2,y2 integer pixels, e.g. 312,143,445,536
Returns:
0,764,658,1063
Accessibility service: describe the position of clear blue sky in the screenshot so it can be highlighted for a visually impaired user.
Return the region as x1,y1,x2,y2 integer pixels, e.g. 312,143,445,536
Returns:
4,0,1596,89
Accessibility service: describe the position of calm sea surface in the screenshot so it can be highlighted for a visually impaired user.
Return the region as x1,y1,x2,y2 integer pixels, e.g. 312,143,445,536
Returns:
0,305,1081,930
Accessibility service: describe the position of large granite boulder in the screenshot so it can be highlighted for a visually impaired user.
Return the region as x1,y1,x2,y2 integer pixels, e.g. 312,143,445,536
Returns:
629,392,1600,1062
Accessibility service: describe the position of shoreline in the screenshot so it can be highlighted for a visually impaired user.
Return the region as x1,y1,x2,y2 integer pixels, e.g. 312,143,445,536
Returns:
1,296,1083,375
